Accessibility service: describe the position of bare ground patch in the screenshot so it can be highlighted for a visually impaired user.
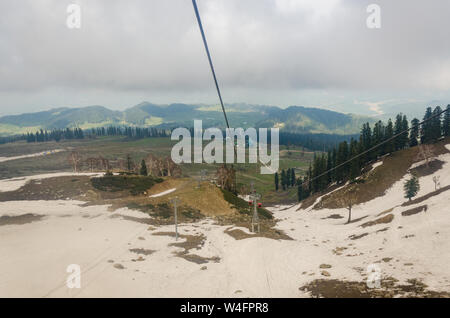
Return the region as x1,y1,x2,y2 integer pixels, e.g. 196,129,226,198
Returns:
0,213,45,226
129,248,156,256
224,228,257,240
180,254,220,265
348,233,369,240
410,159,445,177
322,214,344,220
300,277,450,298
152,231,221,264
402,205,428,217
361,214,394,228
332,247,348,255
223,224,293,241
376,227,389,233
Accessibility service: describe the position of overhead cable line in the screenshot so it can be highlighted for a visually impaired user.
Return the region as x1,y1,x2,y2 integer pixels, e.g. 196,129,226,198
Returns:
192,0,231,130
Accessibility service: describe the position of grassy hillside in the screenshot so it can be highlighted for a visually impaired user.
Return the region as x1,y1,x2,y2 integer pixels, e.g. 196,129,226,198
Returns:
0,106,122,132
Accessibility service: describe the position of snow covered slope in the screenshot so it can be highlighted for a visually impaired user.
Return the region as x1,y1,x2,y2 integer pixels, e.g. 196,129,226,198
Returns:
0,144,449,297
274,142,450,295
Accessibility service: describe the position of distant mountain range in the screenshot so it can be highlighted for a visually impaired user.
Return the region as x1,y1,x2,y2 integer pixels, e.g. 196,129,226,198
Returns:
0,102,375,136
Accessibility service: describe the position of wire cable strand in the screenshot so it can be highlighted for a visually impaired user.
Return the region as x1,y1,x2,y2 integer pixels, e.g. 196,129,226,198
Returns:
192,0,231,130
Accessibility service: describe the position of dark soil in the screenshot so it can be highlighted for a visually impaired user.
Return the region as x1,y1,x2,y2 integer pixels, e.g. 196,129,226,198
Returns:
361,214,394,228
91,175,162,195
410,159,445,177
129,248,155,256
348,233,369,240
152,231,220,264
0,213,45,226
300,277,450,298
402,205,427,216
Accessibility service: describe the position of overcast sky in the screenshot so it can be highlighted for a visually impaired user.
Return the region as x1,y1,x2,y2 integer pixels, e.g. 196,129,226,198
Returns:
0,0,449,116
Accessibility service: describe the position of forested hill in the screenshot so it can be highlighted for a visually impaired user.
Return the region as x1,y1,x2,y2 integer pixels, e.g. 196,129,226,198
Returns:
0,103,373,137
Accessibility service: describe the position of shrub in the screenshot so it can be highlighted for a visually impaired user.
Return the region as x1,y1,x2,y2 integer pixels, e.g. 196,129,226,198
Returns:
91,175,162,195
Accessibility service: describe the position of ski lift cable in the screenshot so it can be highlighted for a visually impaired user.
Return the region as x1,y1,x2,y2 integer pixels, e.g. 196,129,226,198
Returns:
300,107,450,188
192,1,448,185
193,0,270,181
192,0,231,130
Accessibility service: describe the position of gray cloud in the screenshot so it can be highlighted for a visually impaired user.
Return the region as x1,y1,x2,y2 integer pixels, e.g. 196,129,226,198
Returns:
0,0,449,115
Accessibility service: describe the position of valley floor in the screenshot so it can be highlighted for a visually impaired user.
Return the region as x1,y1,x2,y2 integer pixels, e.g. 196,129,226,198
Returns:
0,146,450,297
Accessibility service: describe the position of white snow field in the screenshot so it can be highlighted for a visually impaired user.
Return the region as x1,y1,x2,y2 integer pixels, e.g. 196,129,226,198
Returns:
0,149,65,163
0,146,449,297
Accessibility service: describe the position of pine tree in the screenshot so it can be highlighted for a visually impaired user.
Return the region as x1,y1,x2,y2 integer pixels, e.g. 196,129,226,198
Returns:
335,141,349,183
307,164,312,193
421,107,433,144
326,150,333,183
281,169,286,191
442,105,450,137
140,159,148,176
274,172,279,191
409,118,420,147
394,114,404,151
431,106,442,141
312,156,319,192
126,154,133,172
331,148,337,182
404,175,420,201
444,105,450,137
401,115,409,149
349,138,360,180
360,123,372,163
290,168,296,187
319,154,328,191
384,119,395,153
286,168,292,188
372,120,385,158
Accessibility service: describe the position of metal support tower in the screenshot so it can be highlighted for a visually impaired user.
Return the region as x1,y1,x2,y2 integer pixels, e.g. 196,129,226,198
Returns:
170,196,180,240
249,191,261,233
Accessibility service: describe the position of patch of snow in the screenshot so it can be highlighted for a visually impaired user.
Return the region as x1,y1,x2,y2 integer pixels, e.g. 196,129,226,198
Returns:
0,149,65,163
149,188,176,198
0,172,103,192
370,160,383,171
238,194,250,201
